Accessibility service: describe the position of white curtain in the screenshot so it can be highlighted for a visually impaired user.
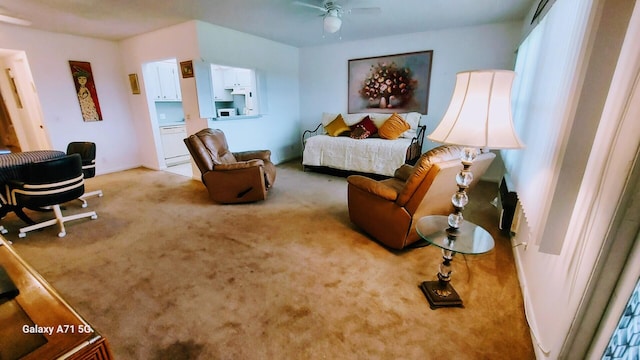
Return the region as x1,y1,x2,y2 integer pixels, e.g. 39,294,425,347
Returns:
501,0,595,245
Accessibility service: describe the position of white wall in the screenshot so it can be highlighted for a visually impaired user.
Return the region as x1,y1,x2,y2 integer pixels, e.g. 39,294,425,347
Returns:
0,24,139,174
195,21,301,164
119,22,201,170
299,21,523,153
507,0,638,358
119,21,301,168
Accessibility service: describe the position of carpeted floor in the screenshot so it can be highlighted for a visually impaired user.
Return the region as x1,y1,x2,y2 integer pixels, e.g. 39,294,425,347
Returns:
1,161,534,359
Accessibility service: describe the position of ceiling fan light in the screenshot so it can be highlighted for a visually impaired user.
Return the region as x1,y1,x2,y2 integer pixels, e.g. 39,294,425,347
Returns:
323,15,342,33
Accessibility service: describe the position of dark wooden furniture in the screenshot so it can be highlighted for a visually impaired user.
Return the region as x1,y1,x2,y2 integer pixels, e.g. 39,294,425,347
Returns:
0,236,113,359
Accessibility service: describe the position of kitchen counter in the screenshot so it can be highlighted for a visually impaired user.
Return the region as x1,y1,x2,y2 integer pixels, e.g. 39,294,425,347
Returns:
211,115,262,121
159,121,186,127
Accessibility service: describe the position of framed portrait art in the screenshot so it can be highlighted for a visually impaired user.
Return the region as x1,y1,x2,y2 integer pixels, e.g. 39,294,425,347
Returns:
348,51,433,114
69,60,103,122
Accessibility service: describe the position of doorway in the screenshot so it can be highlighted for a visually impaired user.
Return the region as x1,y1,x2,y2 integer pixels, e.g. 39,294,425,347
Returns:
0,88,21,152
141,58,191,178
0,48,52,152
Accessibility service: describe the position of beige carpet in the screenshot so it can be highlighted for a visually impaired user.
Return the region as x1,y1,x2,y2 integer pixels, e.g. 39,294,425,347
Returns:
1,161,534,359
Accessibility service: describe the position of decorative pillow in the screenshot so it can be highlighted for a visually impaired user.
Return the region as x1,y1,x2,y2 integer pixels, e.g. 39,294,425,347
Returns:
324,114,351,137
378,113,411,140
350,115,377,139
321,112,340,126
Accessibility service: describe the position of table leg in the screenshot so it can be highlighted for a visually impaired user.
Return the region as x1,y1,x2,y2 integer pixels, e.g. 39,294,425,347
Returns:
420,248,464,309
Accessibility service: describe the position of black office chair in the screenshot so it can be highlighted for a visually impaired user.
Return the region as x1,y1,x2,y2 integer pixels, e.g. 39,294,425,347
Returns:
66,142,103,207
5,154,98,238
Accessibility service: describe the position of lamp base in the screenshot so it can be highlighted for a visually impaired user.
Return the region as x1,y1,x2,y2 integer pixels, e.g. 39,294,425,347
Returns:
420,281,464,309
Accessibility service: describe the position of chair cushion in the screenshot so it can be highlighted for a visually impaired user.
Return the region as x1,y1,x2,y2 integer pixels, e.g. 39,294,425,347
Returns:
9,154,85,208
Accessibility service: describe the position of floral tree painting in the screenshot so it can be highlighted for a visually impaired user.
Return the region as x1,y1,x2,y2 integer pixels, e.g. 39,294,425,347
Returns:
69,61,103,121
348,51,433,114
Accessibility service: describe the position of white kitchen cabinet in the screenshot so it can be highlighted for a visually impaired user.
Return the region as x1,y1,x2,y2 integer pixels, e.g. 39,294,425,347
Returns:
212,69,232,101
223,68,252,88
151,61,182,101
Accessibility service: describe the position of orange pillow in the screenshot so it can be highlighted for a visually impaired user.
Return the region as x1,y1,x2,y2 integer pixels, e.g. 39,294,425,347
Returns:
324,114,350,136
378,113,411,140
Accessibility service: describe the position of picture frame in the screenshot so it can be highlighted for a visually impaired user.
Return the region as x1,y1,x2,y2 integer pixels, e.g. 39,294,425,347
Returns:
69,60,103,122
128,73,140,94
180,60,194,78
348,50,433,114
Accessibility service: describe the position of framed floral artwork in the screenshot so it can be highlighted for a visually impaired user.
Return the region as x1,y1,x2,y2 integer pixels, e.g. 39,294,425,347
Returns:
69,60,103,121
348,51,433,114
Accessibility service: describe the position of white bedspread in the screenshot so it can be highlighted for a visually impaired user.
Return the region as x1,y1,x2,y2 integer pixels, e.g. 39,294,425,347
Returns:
303,135,412,176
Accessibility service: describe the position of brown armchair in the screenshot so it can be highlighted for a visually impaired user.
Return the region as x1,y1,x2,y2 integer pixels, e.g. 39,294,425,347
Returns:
347,145,495,249
184,128,276,204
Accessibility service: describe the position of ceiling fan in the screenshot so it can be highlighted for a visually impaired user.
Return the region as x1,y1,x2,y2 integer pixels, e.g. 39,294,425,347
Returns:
292,0,381,35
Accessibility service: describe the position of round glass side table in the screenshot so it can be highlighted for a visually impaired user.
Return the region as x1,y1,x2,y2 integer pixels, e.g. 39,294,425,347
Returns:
416,215,495,309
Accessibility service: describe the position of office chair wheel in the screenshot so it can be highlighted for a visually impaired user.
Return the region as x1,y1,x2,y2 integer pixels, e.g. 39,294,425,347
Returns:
19,232,26,238
58,231,66,238
91,214,98,220
81,200,88,208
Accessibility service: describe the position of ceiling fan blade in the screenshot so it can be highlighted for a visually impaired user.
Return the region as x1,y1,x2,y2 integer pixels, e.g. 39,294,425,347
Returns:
292,1,327,12
347,7,382,16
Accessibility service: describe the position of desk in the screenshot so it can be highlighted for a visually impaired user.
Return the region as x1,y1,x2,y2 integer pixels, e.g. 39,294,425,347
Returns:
0,151,66,226
0,236,113,359
416,215,494,309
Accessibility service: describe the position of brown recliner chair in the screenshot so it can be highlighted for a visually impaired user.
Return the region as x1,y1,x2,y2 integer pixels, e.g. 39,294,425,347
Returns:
184,128,276,204
347,145,495,249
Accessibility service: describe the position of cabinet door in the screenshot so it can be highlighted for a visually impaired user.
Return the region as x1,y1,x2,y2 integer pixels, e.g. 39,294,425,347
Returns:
223,69,252,88
157,62,181,101
212,69,232,101
222,69,236,89
147,63,163,101
235,69,252,87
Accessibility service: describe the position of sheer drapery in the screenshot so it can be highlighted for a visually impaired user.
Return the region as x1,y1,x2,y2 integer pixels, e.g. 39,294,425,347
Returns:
501,0,595,246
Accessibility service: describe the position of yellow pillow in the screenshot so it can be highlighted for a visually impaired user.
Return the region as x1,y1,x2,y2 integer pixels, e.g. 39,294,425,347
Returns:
378,113,411,140
324,114,350,136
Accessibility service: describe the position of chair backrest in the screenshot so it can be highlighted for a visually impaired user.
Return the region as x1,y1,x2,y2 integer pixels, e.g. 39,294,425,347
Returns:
397,145,496,218
184,128,237,174
11,154,85,208
66,142,96,178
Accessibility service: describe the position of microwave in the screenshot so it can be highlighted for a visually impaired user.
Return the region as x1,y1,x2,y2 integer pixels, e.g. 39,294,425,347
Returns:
217,108,237,117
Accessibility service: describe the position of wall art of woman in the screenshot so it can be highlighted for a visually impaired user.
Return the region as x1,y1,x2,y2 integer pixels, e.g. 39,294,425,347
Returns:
69,61,103,121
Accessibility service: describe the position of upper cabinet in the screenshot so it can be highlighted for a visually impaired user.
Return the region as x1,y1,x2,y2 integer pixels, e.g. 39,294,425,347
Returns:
150,61,182,101
223,68,252,88
212,69,233,101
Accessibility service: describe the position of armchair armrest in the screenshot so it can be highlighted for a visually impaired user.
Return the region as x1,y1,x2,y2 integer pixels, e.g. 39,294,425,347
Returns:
233,150,271,162
347,175,398,201
394,164,414,182
215,159,265,170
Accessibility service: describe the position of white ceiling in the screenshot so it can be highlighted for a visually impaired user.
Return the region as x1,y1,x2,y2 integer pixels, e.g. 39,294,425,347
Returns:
0,0,534,47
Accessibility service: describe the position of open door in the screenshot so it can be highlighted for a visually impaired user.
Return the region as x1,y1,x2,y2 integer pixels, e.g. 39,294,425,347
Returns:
0,49,52,151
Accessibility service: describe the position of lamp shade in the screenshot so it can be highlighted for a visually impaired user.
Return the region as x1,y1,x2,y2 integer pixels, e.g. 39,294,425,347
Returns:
323,14,342,33
428,70,524,149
